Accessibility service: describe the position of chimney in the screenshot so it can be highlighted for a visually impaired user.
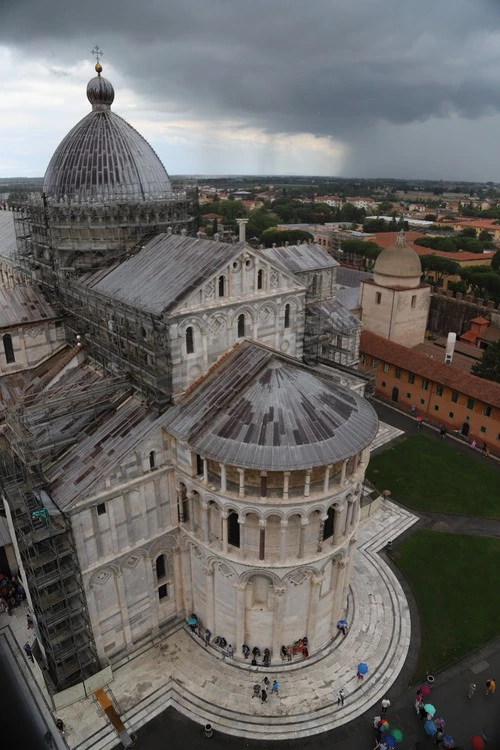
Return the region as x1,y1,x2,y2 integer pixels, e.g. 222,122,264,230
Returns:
236,218,249,243
444,332,456,364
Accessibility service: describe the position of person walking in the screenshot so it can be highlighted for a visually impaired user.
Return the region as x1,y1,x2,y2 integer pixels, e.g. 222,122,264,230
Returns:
263,676,270,688
242,644,250,659
286,644,292,662
356,669,364,680
337,689,345,707
261,688,268,703
226,644,233,658
381,697,390,714
204,628,211,646
252,684,261,699
485,677,496,695
23,643,34,663
271,679,279,695
27,613,34,630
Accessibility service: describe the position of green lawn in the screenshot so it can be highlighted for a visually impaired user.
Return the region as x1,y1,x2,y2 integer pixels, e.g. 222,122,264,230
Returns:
395,530,500,679
367,433,500,517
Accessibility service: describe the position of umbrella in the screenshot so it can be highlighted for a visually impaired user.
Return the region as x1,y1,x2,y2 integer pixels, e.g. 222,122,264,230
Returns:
424,720,437,736
419,684,431,695
357,662,368,675
391,728,403,743
424,703,436,715
470,738,485,750
441,737,454,749
378,719,389,731
337,619,348,628
384,735,396,748
187,615,197,625
434,716,445,730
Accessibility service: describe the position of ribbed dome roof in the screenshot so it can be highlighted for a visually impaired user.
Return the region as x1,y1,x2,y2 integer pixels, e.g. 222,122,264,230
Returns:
374,231,422,279
43,66,173,204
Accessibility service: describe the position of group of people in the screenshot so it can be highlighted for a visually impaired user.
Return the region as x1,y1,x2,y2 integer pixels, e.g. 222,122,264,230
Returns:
279,637,309,661
0,573,26,615
252,675,279,703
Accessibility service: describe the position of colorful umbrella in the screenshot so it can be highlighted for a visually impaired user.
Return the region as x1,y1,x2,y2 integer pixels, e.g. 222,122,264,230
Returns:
391,728,403,743
424,720,437,736
357,662,368,675
442,737,454,749
384,735,397,748
434,716,445,730
378,719,389,731
424,703,436,715
337,619,348,628
419,684,431,695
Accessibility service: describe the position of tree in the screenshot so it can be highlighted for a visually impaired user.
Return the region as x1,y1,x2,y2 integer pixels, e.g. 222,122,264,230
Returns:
424,214,437,221
419,255,460,287
491,249,500,271
260,228,313,247
459,227,477,238
472,340,500,383
245,208,278,239
212,218,218,235
479,229,494,243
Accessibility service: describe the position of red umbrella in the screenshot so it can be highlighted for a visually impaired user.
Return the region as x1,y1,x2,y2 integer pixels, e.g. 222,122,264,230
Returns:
419,684,431,696
470,736,485,750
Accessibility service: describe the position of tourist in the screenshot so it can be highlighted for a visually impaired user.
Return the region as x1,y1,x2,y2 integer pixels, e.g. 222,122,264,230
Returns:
252,646,261,659
302,644,309,658
471,439,477,449
337,689,345,706
286,645,293,662
204,628,211,646
356,669,364,680
226,644,233,658
484,446,491,459
23,643,34,663
439,426,447,439
416,416,423,429
271,679,279,695
263,676,270,688
252,684,261,699
263,647,271,666
27,613,34,630
55,719,65,734
242,644,250,659
261,688,268,703
485,677,496,695
280,645,287,661
381,697,390,714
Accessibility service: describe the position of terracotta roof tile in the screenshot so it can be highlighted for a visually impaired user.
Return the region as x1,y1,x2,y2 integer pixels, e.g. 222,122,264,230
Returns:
360,330,500,408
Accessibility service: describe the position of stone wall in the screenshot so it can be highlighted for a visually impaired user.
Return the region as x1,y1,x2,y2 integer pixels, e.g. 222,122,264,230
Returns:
428,291,500,337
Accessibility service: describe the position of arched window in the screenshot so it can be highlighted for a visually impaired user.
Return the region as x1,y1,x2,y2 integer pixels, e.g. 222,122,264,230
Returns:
257,269,263,289
186,326,194,354
284,304,290,329
218,275,226,297
237,313,246,338
228,512,240,548
156,554,166,580
149,451,156,470
3,333,15,363
323,506,335,540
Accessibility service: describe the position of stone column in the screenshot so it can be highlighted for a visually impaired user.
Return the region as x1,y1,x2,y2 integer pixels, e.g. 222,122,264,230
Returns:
201,501,210,543
181,543,193,614
279,520,288,563
221,511,228,555
188,495,195,533
330,559,348,630
333,503,344,545
283,471,290,500
306,574,323,647
272,586,287,659
304,470,311,498
203,458,208,485
220,463,227,493
172,545,184,612
205,566,215,632
235,582,247,654
259,519,266,561
340,458,348,486
317,514,327,553
236,218,248,243
237,468,245,498
146,559,160,635
342,538,357,600
116,571,133,647
298,518,308,559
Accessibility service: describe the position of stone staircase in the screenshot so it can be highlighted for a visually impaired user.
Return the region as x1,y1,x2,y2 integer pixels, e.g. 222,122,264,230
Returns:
72,501,418,747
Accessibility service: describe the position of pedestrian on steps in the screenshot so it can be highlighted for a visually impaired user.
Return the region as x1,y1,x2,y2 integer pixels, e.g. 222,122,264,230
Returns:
381,697,390,714
337,689,345,706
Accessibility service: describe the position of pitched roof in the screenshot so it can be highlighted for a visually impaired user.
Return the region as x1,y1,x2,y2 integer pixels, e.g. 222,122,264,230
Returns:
259,243,339,272
0,211,17,260
0,285,58,329
164,340,378,470
307,298,360,333
360,330,500,408
87,234,246,315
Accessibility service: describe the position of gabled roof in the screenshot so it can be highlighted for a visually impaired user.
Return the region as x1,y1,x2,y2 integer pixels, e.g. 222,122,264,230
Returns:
259,243,339,273
307,298,360,333
164,340,377,470
0,285,58,329
360,330,500,408
87,234,246,314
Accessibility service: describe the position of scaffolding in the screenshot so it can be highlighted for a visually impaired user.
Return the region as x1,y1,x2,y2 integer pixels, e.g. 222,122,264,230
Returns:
0,372,130,692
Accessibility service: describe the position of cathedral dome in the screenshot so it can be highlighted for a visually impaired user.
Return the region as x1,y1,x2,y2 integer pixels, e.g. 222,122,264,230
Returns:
373,231,422,288
43,63,173,204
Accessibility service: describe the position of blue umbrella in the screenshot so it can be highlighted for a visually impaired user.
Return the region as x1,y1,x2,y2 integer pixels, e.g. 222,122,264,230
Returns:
187,615,197,625
424,720,437,736
384,735,397,748
357,662,368,675
442,737,454,749
337,619,348,628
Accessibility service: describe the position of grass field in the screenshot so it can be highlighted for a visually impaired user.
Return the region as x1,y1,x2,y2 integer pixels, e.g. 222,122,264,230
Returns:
367,433,500,517
395,530,500,679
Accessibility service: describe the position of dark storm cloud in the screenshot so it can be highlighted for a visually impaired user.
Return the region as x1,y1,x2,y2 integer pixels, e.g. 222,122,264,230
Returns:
2,0,500,175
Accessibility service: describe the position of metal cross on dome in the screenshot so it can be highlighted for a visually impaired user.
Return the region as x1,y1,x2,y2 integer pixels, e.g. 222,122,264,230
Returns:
91,45,103,63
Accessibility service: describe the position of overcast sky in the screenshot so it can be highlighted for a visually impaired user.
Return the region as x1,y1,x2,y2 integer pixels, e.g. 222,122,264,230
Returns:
2,0,500,181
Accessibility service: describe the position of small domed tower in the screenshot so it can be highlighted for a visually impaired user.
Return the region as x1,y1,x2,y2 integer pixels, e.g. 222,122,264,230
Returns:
19,53,196,286
360,231,430,346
